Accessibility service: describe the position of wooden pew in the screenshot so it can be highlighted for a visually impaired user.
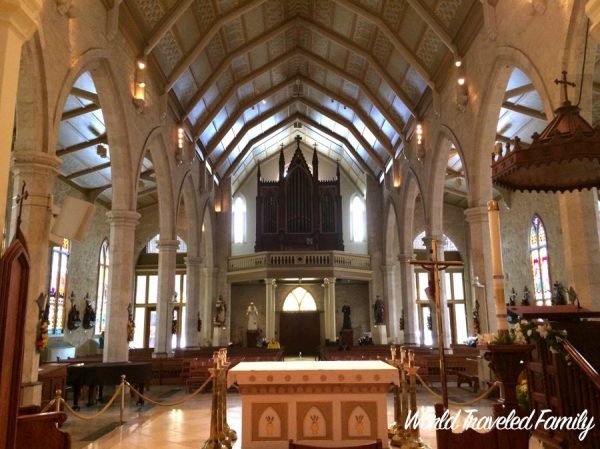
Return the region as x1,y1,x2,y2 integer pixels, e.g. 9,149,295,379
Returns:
17,408,70,449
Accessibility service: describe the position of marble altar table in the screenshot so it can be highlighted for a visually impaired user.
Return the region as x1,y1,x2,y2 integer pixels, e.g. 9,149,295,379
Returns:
227,360,399,448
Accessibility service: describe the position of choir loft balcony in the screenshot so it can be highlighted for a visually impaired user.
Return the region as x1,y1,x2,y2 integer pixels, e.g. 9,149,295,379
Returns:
227,251,372,283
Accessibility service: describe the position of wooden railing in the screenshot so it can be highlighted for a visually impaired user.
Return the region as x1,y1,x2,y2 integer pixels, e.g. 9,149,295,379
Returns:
527,337,600,449
228,251,371,272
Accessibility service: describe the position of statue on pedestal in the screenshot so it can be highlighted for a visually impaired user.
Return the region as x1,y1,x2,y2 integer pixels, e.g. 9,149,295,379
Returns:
246,302,259,331
215,295,226,326
373,296,385,325
521,286,531,306
341,304,352,330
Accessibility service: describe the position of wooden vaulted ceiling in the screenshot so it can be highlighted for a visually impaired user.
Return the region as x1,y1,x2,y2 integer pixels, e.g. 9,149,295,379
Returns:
121,0,483,187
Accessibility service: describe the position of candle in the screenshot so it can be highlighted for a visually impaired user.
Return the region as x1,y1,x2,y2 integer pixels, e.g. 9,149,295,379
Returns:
487,200,508,332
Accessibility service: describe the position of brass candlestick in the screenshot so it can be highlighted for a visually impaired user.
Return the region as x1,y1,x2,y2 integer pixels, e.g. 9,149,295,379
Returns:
202,352,227,449
218,349,237,443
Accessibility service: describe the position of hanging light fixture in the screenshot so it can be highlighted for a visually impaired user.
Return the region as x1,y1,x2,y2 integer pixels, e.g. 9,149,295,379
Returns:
492,23,600,192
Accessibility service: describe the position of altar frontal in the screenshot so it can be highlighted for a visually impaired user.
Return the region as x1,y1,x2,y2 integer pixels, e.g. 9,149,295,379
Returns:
227,360,399,448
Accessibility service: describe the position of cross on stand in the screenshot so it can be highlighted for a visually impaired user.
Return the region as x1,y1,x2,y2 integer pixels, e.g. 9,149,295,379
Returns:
15,181,29,231
554,71,576,103
409,239,463,409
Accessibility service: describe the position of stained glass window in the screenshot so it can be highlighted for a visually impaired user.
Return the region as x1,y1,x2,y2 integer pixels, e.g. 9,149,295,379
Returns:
95,240,110,334
530,215,552,305
282,287,317,311
48,239,70,334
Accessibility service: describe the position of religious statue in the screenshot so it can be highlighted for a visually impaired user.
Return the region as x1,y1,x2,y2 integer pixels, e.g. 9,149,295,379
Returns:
399,309,405,331
472,300,481,335
424,276,435,302
341,304,352,330
67,292,82,331
197,312,202,332
82,293,96,330
373,296,385,325
246,302,259,331
215,295,227,326
552,281,567,305
522,286,531,306
568,286,580,308
508,288,517,307
127,303,135,342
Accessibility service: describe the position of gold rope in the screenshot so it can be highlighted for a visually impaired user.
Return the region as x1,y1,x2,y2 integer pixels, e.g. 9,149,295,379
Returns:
40,399,56,413
59,384,123,420
414,372,499,406
125,376,212,407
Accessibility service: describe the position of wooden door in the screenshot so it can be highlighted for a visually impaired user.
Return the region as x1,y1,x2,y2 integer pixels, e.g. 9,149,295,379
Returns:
279,312,321,357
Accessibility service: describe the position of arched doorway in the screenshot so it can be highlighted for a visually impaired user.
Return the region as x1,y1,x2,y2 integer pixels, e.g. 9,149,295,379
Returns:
278,286,320,357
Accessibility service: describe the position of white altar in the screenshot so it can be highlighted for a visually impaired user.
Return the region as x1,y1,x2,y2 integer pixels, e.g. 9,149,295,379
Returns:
227,360,399,448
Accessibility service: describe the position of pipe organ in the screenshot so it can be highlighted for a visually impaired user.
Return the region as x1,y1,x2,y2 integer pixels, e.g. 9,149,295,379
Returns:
255,136,344,251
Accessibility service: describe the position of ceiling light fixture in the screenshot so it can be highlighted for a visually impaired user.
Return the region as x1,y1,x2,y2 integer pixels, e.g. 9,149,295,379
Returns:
133,58,146,112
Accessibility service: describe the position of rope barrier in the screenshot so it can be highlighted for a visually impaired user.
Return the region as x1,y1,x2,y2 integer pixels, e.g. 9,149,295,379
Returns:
414,372,499,406
40,399,56,413
59,384,124,421
125,376,212,407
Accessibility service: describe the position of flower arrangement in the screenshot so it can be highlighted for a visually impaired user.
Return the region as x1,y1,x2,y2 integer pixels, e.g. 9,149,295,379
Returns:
478,319,568,358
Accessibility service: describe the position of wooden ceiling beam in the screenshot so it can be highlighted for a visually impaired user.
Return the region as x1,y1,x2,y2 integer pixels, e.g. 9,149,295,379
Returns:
405,0,458,56
504,83,535,100
501,101,547,121
183,17,296,120
329,0,435,89
165,0,267,91
143,0,195,56
71,87,99,103
65,161,111,180
61,103,102,121
298,17,417,118
57,135,108,157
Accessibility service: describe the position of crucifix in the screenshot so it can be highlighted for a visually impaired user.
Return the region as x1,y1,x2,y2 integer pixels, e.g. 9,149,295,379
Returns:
554,71,575,103
15,181,29,231
410,238,463,409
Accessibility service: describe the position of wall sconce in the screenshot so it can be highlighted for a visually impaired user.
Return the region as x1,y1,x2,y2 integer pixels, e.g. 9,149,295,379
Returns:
415,123,425,161
133,58,146,112
392,158,402,188
455,60,468,111
175,126,185,165
214,187,222,213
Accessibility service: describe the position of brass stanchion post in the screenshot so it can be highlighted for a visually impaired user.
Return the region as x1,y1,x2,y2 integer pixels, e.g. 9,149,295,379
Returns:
202,352,227,449
120,375,126,424
55,389,62,412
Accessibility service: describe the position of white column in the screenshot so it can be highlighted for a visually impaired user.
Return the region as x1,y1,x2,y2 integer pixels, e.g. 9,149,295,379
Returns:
0,0,41,242
154,239,178,356
265,278,276,339
464,206,493,333
383,264,399,343
323,277,336,342
104,210,140,363
10,151,61,405
398,254,418,344
185,256,202,348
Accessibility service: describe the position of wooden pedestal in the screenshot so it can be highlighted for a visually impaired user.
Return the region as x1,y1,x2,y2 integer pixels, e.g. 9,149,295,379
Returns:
340,329,353,348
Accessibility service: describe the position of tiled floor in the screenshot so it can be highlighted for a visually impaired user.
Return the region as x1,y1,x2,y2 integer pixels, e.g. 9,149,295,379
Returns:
61,381,534,449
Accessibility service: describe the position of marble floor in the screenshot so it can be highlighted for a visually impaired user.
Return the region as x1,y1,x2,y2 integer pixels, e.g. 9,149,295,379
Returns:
58,381,542,449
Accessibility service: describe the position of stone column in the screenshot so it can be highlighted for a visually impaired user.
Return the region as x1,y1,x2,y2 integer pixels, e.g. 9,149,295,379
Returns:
398,254,418,344
0,1,41,241
323,277,336,342
200,266,216,345
104,210,140,363
154,239,178,357
185,256,202,348
464,206,493,333
383,264,400,343
264,278,277,340
10,151,61,405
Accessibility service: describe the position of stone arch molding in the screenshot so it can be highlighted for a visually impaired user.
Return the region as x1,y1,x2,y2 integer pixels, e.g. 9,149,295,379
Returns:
52,48,134,210
137,126,177,241
471,46,555,205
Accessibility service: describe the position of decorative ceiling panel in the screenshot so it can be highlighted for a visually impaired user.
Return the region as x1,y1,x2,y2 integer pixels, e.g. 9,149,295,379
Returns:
416,28,444,70
206,35,227,68
222,18,246,52
215,0,242,16
435,0,462,27
381,0,408,32
156,31,183,74
346,54,366,79
195,0,217,32
372,31,393,67
264,0,285,26
352,18,374,50
134,0,165,27
358,0,382,14
399,8,426,49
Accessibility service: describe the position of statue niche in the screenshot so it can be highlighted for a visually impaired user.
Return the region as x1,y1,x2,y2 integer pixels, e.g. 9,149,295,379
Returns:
255,136,344,251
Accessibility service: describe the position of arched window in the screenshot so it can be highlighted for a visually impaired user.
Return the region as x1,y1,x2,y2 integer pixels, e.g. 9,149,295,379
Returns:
145,234,187,253
95,240,110,334
48,238,71,334
233,196,246,244
282,287,317,311
350,195,366,242
530,215,552,305
412,231,458,251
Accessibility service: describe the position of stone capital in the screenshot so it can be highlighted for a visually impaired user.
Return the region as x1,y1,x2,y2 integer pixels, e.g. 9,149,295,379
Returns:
106,210,140,228
0,0,42,41
157,239,180,251
185,256,203,266
397,253,412,263
11,151,62,176
464,206,489,224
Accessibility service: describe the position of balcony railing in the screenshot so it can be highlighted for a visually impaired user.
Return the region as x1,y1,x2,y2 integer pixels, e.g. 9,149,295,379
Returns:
228,251,371,272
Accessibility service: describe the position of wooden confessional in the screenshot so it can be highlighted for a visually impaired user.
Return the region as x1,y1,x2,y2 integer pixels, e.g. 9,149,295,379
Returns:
255,136,343,252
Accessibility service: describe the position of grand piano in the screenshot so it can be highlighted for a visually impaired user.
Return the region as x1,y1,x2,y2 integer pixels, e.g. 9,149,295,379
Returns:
67,361,152,409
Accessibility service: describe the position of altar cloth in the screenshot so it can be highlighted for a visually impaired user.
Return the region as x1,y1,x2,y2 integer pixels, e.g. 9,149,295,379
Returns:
227,360,398,448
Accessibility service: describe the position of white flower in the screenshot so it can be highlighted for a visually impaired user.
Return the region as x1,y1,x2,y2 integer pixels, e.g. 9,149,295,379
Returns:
537,325,549,339
527,329,533,337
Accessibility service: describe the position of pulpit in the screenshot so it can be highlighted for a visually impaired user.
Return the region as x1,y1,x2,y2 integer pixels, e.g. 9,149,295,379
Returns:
227,360,399,448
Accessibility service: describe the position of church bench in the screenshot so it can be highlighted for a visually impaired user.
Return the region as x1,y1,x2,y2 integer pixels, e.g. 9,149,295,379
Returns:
17,408,71,449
